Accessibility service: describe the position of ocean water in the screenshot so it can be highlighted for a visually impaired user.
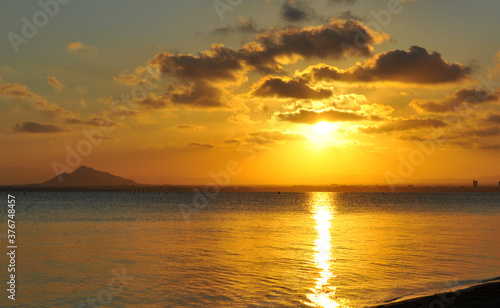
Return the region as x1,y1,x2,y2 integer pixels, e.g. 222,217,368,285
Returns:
2,192,500,307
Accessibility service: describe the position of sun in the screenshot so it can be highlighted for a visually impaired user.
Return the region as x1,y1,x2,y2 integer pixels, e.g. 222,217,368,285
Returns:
314,121,334,135
310,121,336,145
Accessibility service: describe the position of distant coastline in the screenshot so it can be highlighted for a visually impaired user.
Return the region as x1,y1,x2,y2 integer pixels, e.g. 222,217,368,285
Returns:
2,184,500,193
4,165,499,193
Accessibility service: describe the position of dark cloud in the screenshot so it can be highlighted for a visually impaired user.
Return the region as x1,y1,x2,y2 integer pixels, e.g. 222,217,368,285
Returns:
487,114,500,124
360,118,447,134
410,88,498,113
150,44,243,108
64,116,114,127
13,122,69,133
301,46,471,84
281,0,317,22
148,19,388,108
213,17,261,34
479,143,500,150
151,44,243,82
170,82,226,107
244,18,388,72
175,124,206,131
274,107,375,124
461,126,500,137
186,143,214,150
251,76,332,99
136,96,171,109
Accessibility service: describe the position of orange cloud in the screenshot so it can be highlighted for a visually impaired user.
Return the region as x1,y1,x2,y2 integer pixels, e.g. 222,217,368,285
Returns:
0,82,38,99
66,42,98,54
47,76,64,92
274,106,380,124
359,117,446,134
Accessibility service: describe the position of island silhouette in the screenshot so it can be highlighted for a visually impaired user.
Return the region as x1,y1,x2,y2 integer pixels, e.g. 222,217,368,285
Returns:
41,165,136,187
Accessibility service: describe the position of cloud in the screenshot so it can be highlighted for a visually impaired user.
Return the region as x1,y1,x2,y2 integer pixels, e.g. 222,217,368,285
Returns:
170,81,227,107
64,116,115,127
410,88,498,113
214,17,261,34
186,143,214,150
281,0,316,22
243,18,389,72
461,126,500,138
359,103,395,117
47,76,64,92
113,66,159,86
228,113,256,125
13,122,69,133
337,10,364,21
359,117,447,134
113,73,145,86
274,106,378,124
0,82,38,99
33,99,74,118
135,95,170,109
168,124,207,132
251,76,332,99
300,46,471,84
478,143,500,150
0,66,18,74
247,129,308,144
147,19,389,108
0,79,73,118
66,42,99,54
487,113,500,124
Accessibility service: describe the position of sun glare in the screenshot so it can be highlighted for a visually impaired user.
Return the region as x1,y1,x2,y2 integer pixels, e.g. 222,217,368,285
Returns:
314,121,333,135
310,121,337,146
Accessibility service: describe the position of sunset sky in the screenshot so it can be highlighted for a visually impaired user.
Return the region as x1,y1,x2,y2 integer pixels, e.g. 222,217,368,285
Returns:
1,0,500,185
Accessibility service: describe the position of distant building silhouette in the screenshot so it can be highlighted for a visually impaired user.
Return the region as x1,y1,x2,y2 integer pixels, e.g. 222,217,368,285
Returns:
473,180,478,188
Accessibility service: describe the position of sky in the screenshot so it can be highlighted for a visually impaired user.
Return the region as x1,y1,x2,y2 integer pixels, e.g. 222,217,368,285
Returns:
1,0,500,185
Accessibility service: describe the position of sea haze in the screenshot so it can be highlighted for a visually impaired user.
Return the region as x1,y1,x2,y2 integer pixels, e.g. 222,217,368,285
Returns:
10,192,500,307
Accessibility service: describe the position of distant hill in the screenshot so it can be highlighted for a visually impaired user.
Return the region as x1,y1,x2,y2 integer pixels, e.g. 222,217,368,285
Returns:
40,166,137,187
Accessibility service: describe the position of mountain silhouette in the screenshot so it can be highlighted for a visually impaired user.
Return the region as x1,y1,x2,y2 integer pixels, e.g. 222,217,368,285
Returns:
40,166,136,187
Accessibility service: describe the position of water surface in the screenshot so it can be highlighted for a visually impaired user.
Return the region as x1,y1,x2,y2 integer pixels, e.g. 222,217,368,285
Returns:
4,192,500,307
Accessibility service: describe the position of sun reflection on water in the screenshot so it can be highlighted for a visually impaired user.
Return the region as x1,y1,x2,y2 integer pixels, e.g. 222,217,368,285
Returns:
306,192,350,308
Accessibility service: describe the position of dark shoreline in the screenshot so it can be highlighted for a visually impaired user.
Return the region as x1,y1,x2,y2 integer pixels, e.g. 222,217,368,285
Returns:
370,280,500,308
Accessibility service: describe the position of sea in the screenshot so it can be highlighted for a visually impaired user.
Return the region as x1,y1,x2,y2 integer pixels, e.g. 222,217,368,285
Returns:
3,192,500,307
